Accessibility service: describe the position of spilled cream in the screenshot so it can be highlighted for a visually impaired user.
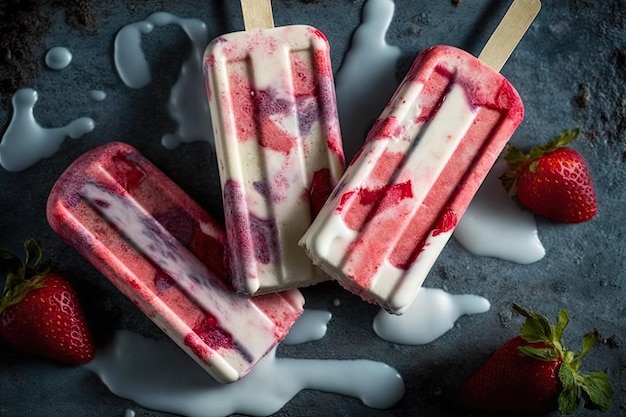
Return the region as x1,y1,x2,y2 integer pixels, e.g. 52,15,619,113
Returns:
0,88,94,172
113,12,212,149
89,310,405,417
373,288,490,345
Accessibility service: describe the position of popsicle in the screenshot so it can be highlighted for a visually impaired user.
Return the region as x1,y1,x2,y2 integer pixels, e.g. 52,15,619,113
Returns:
300,0,541,314
46,142,304,383
202,0,345,295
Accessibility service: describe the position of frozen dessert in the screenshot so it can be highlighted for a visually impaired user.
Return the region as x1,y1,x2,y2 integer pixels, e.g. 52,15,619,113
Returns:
46,142,305,383
300,0,540,314
203,0,345,295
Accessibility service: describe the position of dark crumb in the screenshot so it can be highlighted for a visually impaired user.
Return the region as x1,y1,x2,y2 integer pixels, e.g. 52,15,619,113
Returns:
573,0,595,8
574,83,590,109
453,0,462,5
584,129,599,142
498,310,513,328
550,280,567,294
603,334,621,349
437,265,450,280
0,0,97,99
300,0,320,3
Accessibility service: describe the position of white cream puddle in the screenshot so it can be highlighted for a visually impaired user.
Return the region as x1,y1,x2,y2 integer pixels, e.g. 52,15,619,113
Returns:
453,159,546,264
89,310,405,417
373,288,490,345
334,0,401,163
113,12,212,149
0,88,94,172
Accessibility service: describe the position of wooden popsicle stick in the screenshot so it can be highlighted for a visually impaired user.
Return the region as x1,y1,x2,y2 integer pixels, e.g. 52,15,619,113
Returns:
478,0,541,72
240,0,275,30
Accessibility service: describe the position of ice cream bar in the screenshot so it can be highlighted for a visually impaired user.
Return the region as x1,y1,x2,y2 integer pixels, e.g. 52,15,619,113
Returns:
202,0,345,295
300,0,540,314
46,142,304,383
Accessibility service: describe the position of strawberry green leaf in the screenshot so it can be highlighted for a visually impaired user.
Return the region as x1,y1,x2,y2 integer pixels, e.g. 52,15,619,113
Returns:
554,309,569,342
23,238,42,269
580,331,599,359
515,305,554,344
503,144,529,166
0,248,16,260
498,170,518,194
539,128,580,154
517,345,558,361
558,365,579,415
580,371,612,412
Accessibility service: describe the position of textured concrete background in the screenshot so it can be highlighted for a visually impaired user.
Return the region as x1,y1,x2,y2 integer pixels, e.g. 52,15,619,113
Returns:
0,1,625,416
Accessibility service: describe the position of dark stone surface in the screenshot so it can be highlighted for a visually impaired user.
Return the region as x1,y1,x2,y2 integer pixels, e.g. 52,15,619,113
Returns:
0,1,625,416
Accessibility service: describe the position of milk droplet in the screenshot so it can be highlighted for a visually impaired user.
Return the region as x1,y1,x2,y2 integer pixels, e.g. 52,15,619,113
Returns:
89,90,107,101
45,46,72,70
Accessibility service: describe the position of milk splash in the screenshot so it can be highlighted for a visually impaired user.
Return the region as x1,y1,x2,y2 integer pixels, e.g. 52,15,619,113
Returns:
0,88,94,172
89,310,405,417
113,12,212,149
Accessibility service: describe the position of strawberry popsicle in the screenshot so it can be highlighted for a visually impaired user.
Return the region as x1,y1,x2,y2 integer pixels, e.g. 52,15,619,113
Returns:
300,0,540,314
46,142,304,383
202,0,345,295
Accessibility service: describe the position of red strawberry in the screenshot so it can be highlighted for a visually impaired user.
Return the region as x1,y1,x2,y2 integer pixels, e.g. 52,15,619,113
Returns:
461,304,613,415
500,128,598,223
0,238,95,365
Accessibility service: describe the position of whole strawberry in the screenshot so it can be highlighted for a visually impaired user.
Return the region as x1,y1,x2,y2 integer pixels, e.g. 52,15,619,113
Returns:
461,304,613,415
500,129,598,223
0,238,94,365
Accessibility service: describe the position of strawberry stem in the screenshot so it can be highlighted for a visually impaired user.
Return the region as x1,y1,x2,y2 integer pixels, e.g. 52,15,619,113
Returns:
0,239,49,313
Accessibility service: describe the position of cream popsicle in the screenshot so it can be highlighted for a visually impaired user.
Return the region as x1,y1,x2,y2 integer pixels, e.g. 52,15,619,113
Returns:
202,0,345,295
300,0,541,314
46,142,304,383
